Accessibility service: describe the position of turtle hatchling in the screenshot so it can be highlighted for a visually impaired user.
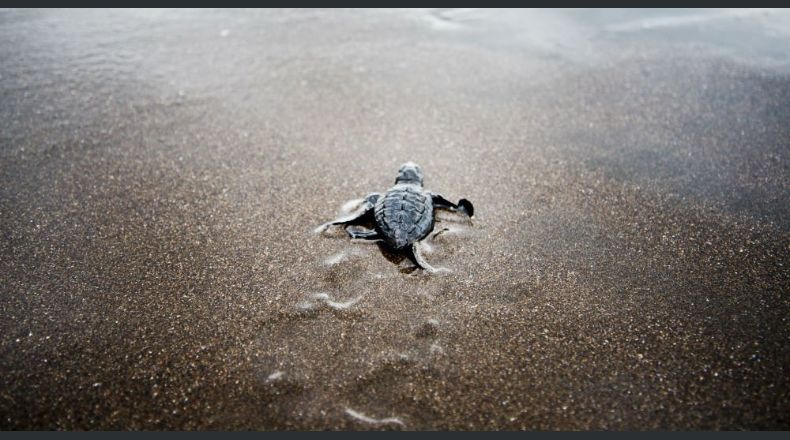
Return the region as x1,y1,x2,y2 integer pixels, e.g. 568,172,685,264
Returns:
316,162,474,273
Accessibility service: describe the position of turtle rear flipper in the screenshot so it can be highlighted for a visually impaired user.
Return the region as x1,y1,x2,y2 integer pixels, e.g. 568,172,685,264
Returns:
346,228,381,241
409,241,449,274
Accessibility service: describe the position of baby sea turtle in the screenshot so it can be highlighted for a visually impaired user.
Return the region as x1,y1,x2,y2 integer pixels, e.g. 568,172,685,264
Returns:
316,162,474,273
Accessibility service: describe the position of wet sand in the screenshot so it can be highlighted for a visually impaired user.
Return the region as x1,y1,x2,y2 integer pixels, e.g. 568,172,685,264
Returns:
1,9,788,430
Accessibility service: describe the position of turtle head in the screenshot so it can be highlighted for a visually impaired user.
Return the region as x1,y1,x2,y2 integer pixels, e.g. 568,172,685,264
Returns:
395,162,424,186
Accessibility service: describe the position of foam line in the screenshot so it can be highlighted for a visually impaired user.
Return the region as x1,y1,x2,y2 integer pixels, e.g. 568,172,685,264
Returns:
609,9,774,32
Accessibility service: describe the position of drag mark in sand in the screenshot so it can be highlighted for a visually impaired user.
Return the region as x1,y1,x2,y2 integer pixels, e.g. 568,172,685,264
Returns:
312,293,361,310
266,371,284,381
429,342,445,356
323,251,348,266
344,408,406,428
340,198,365,214
297,292,362,313
322,248,367,267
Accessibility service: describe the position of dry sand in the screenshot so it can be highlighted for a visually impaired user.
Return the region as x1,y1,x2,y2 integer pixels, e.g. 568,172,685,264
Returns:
1,9,788,429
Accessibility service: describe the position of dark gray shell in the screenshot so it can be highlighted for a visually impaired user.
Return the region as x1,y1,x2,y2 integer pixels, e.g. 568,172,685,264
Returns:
374,183,434,249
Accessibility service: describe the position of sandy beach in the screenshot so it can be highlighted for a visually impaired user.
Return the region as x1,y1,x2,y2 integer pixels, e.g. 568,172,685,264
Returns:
1,9,788,429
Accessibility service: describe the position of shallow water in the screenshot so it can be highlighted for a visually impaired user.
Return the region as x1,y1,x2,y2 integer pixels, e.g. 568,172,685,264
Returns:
1,9,789,429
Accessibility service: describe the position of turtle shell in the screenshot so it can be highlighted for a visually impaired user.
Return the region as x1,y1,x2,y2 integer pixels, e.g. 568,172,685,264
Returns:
374,183,434,249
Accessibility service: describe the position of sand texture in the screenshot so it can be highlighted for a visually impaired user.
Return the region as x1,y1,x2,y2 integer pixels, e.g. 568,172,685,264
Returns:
1,9,788,430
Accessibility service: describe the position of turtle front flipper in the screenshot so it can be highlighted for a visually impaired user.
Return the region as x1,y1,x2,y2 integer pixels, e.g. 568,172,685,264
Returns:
410,241,449,274
431,193,474,218
314,193,381,234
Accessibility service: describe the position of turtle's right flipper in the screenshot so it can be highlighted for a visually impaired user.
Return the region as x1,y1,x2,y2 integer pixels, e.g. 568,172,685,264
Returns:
431,193,474,218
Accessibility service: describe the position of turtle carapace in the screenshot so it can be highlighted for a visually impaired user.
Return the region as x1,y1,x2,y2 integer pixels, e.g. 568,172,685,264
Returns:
316,162,474,273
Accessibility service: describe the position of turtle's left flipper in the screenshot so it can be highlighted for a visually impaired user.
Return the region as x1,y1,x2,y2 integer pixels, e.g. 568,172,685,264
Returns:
314,193,380,233
431,193,474,218
410,241,449,274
